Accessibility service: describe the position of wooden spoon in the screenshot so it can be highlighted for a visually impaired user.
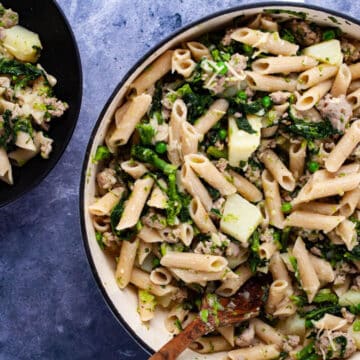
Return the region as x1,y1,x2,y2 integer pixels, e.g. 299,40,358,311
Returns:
149,277,266,360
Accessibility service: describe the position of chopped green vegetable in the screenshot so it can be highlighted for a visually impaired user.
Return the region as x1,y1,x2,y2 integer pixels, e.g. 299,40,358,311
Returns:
295,341,320,360
280,29,296,43
289,256,301,284
281,202,292,213
335,335,347,358
13,117,33,137
136,123,155,145
200,309,209,323
322,29,336,41
95,232,105,250
353,319,360,332
248,230,267,272
235,116,256,134
94,145,111,162
206,146,228,159
216,61,228,75
304,305,341,328
149,80,163,124
287,118,338,140
313,289,338,304
307,161,319,173
131,145,177,175
152,257,161,269
0,110,12,149
155,141,167,154
0,58,44,89
235,90,247,104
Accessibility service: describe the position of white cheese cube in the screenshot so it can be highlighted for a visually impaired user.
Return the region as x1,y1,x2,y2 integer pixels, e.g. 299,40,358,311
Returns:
3,25,42,63
303,39,343,66
228,114,262,167
220,193,263,245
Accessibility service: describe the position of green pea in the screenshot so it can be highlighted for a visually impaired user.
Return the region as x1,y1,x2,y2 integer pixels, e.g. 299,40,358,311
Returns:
262,95,273,109
218,128,227,140
155,142,167,154
281,202,293,213
307,161,319,173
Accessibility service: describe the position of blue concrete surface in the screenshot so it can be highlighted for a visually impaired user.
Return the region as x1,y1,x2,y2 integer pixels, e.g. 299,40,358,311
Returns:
1,0,359,359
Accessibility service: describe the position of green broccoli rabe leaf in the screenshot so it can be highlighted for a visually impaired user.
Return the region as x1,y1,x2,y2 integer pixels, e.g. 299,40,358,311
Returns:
248,230,267,273
287,118,339,140
206,146,228,159
149,80,163,124
0,110,13,149
235,116,256,134
110,195,138,240
295,341,320,360
280,28,296,43
13,117,33,137
136,123,155,145
304,305,342,328
176,83,213,123
131,145,177,175
313,289,338,304
93,145,111,162
0,58,44,89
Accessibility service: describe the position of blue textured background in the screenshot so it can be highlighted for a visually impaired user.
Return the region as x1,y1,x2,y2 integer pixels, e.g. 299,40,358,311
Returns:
1,0,359,359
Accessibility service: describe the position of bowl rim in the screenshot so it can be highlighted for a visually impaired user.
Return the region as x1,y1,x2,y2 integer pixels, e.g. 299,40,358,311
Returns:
0,0,83,208
79,1,360,356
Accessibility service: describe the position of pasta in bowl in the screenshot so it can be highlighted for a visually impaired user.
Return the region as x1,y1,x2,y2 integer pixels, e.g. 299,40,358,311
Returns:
81,4,360,360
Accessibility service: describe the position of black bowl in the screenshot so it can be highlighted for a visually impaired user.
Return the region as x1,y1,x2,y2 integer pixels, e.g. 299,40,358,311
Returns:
0,0,82,207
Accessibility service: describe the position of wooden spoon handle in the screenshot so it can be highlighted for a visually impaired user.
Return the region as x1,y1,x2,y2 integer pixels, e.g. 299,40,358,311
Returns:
149,317,210,360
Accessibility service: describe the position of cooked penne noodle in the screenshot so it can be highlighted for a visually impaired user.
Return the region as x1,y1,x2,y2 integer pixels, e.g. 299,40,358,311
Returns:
180,162,213,211
309,254,335,284
89,187,124,216
338,187,360,217
325,120,360,172
289,142,306,180
109,93,152,146
194,99,229,136
335,219,357,250
349,62,360,80
285,211,344,233
161,252,227,272
190,336,232,354
252,56,317,75
179,121,200,155
227,344,280,360
347,88,360,110
130,268,177,297
116,238,139,288
172,49,196,78
314,314,347,331
295,79,333,111
185,153,236,196
297,64,338,90
331,64,352,96
262,170,284,229
150,267,172,285
137,240,152,265
216,264,252,297
265,279,289,314
251,319,284,347
218,326,235,347
0,147,13,185
189,196,216,233
186,41,211,61
116,177,154,231
231,27,299,56
137,226,163,243
130,50,173,94
293,237,320,303
147,180,168,209
227,170,263,202
121,160,148,179
246,71,297,92
269,252,292,285
259,149,295,191
170,267,230,284
296,201,339,215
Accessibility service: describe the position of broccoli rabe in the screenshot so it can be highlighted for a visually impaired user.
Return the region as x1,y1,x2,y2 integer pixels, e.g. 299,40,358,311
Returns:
93,145,111,162
0,58,44,89
0,110,12,149
149,80,163,124
131,145,177,175
287,107,339,140
136,123,155,145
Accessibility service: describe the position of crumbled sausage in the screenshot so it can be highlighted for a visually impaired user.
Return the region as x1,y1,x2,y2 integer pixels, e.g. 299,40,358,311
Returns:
96,168,117,190
315,331,356,359
317,94,353,132
341,36,360,64
285,19,321,46
270,91,291,105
